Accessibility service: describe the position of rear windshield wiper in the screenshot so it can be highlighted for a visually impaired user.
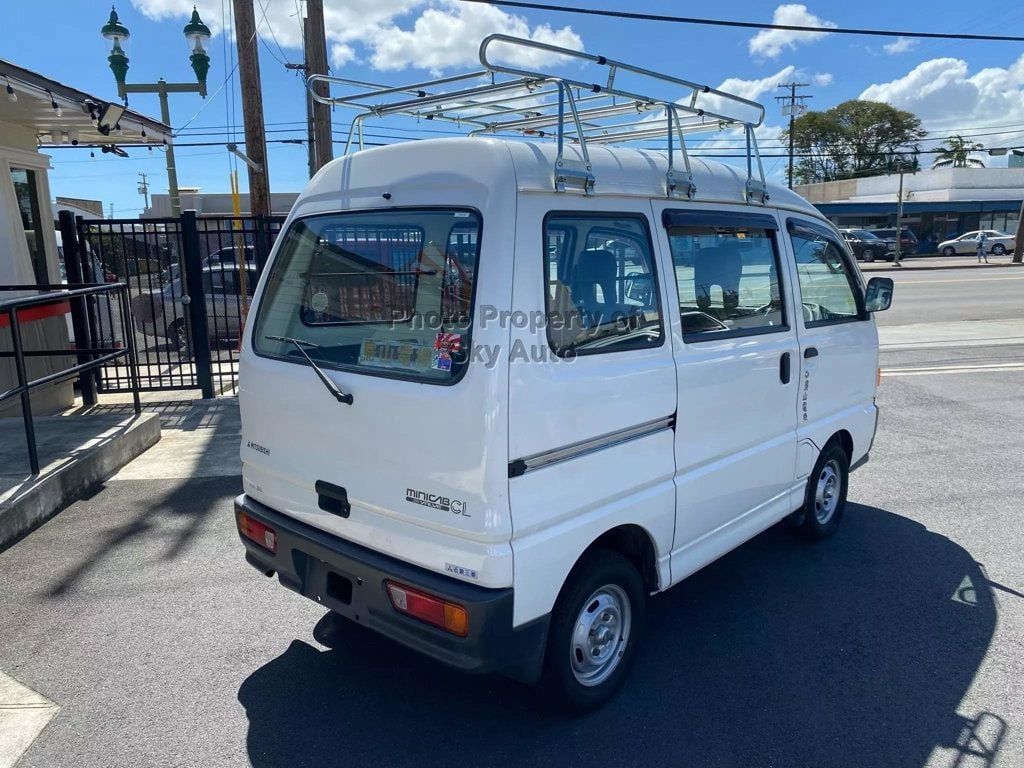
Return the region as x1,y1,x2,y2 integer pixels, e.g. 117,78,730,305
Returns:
264,336,354,405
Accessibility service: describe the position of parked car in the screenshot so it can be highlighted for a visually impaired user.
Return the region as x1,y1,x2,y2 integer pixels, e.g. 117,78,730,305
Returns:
132,263,258,352
161,246,256,286
232,122,894,710
938,230,1017,257
869,227,918,255
839,229,894,262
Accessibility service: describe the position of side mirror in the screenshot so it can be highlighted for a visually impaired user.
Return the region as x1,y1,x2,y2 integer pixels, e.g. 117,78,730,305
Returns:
864,276,893,312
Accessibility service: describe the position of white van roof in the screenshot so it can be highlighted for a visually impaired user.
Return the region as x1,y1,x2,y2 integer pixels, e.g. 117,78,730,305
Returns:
299,137,822,219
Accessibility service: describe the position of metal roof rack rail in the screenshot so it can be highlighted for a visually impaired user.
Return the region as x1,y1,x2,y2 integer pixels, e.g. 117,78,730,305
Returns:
308,35,770,204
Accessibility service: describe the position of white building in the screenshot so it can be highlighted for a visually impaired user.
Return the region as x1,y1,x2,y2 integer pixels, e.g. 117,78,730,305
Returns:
796,167,1024,252
1,58,168,415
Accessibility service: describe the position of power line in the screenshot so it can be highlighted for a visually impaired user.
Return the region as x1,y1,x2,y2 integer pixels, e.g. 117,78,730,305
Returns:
456,0,1024,41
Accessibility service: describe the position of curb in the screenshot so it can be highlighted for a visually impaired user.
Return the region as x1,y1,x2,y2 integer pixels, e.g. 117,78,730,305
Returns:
0,413,161,551
861,260,1023,273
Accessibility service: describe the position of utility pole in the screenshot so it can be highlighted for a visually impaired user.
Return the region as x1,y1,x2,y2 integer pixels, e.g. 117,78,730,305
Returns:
305,0,333,173
776,82,811,189
232,0,271,216
895,171,905,266
1013,199,1023,264
108,202,115,219
137,172,150,210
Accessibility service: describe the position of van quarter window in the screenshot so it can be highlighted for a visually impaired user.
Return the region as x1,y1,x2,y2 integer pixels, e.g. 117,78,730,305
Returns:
543,214,663,356
666,223,787,340
787,224,862,326
253,209,481,383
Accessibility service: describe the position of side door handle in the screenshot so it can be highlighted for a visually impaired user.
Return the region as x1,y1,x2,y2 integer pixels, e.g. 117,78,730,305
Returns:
804,347,819,359
780,352,791,384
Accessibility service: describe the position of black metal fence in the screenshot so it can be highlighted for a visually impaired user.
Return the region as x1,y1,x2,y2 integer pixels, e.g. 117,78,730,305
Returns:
70,211,284,395
0,283,140,475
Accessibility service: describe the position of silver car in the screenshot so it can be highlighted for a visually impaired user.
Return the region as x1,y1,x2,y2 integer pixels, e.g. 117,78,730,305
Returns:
132,264,258,352
938,230,1017,256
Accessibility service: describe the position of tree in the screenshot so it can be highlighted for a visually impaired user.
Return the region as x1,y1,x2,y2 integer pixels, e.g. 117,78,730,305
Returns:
933,135,986,168
782,100,926,184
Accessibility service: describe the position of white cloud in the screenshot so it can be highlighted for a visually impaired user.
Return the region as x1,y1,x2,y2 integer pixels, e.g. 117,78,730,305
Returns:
748,4,837,59
131,0,582,74
370,3,582,74
813,72,833,87
859,54,1024,153
883,37,918,55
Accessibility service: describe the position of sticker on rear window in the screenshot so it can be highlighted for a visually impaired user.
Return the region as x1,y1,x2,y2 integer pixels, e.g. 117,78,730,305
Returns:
358,338,433,372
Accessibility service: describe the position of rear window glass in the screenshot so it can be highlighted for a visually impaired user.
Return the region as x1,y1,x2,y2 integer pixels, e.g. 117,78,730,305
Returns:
254,209,480,383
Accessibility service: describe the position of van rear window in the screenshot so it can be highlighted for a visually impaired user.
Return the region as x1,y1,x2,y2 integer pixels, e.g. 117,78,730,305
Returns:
253,209,480,383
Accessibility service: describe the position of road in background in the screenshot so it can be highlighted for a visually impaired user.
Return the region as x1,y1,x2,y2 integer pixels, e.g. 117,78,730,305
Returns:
0,265,1021,767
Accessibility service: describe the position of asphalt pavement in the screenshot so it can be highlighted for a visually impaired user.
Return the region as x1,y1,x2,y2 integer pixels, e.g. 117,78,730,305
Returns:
0,265,1022,768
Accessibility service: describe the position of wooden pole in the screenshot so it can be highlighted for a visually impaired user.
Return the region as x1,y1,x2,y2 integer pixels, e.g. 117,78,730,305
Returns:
232,0,271,217
305,0,333,173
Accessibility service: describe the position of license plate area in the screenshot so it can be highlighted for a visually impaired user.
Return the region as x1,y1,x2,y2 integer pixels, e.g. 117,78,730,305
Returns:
326,571,353,604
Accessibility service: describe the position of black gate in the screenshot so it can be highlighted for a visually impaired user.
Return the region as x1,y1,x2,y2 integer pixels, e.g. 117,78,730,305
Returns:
73,212,284,395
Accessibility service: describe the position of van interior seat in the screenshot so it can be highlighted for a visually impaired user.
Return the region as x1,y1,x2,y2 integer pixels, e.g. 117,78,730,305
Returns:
694,244,742,317
568,249,620,327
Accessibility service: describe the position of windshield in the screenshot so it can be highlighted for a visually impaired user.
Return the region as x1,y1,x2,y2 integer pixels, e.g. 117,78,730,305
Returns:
254,208,480,383
853,230,879,240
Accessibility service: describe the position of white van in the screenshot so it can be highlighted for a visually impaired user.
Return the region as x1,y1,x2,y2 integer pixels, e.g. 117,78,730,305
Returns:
233,37,894,711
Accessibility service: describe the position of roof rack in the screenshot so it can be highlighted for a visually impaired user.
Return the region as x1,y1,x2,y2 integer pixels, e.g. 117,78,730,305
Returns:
308,35,770,204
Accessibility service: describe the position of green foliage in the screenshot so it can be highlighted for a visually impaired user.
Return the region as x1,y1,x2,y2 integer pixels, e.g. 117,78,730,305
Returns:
782,100,926,184
933,135,985,169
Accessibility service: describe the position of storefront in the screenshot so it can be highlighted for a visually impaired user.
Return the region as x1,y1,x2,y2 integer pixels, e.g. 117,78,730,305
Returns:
1,58,168,414
796,168,1024,255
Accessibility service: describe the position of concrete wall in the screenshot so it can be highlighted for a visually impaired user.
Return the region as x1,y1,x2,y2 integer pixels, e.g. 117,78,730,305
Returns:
0,120,74,416
142,191,299,218
796,167,1024,204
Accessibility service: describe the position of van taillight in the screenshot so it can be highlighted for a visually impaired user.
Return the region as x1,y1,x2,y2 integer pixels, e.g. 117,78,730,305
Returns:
237,510,277,554
385,581,469,637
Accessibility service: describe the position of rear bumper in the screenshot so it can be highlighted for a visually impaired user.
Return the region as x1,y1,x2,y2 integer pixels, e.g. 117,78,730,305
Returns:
234,494,548,682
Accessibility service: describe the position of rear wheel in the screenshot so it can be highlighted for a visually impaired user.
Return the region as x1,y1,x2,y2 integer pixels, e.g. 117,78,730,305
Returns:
790,442,849,541
540,548,645,713
992,243,1006,255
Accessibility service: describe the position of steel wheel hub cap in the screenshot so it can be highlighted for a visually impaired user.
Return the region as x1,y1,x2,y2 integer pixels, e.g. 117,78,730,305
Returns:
570,584,631,687
814,459,841,524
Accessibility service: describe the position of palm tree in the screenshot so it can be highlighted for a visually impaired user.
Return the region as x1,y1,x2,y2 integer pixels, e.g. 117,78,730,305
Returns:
933,135,986,168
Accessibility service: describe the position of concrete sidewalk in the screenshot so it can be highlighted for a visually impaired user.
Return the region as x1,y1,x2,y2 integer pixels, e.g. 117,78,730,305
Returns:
861,254,1022,271
0,411,160,549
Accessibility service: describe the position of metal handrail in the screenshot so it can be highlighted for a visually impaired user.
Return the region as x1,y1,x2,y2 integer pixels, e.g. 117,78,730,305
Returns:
0,283,141,475
307,34,770,202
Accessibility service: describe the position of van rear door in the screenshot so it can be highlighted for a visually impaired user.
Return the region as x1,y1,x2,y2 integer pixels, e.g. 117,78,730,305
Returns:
239,207,513,586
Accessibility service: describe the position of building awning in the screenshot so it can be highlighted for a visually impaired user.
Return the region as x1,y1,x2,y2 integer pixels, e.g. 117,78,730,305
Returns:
0,58,170,148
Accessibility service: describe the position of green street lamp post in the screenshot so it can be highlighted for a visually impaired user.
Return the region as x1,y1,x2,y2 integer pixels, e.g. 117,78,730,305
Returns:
101,6,211,217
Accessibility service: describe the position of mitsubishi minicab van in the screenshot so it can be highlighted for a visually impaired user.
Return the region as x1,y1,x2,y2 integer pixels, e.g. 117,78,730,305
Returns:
233,36,894,711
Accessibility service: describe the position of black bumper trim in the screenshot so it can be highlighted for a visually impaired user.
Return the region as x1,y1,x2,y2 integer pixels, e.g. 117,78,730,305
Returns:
234,494,548,682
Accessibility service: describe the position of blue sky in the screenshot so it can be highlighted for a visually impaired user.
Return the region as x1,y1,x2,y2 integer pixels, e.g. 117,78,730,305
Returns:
7,1,1024,216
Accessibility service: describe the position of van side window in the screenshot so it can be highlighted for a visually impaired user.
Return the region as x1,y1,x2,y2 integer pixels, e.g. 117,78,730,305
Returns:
665,221,787,340
544,214,663,356
787,223,861,326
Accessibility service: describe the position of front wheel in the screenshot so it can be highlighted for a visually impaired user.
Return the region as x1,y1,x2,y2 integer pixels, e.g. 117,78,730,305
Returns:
540,548,645,713
790,442,850,541
862,247,875,263
943,246,957,257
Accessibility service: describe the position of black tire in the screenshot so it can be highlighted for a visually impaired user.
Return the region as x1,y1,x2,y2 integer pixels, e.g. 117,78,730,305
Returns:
943,246,956,257
169,319,193,359
540,548,645,713
791,442,850,541
992,243,1006,255
862,247,875,263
